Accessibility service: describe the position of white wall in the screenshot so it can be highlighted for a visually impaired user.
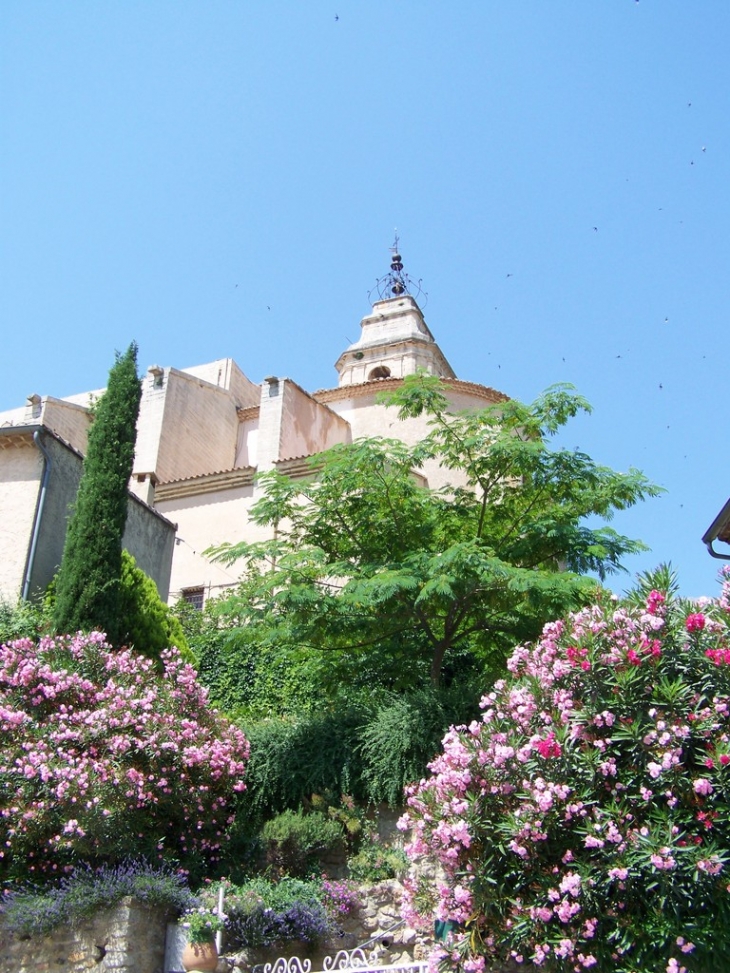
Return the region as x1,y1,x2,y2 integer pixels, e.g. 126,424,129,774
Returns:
0,441,41,601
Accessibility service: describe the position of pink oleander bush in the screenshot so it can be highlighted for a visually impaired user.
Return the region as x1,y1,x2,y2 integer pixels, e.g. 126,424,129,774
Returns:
398,567,730,973
0,631,249,883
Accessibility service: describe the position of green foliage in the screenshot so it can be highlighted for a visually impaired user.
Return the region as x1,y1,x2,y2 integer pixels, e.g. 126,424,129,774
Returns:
173,595,325,717
181,906,225,944
240,707,368,814
223,875,322,914
116,550,189,659
233,685,481,823
52,343,142,646
358,685,482,806
0,598,49,644
208,376,660,689
347,836,408,883
261,809,344,877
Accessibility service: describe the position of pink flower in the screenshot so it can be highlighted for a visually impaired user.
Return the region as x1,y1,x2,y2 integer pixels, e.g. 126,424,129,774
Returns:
697,857,723,875
559,871,581,897
693,778,714,796
554,898,581,923
646,590,666,614
554,939,574,958
535,733,562,759
686,613,706,633
651,850,677,870
676,938,695,954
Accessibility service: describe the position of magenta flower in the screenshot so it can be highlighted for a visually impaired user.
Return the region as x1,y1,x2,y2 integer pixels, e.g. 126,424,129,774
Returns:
686,613,706,633
535,732,562,759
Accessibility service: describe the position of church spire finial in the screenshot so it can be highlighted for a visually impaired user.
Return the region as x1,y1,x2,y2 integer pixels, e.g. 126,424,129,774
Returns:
389,234,405,294
369,234,427,307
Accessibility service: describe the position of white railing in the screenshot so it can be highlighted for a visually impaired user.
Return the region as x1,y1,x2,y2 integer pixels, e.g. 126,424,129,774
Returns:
261,948,427,973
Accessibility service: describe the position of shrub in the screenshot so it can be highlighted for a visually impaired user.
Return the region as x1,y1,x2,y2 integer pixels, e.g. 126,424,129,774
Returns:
238,689,481,823
222,877,329,949
241,708,369,814
358,686,482,806
347,830,408,883
116,550,190,660
0,599,49,645
0,632,249,883
399,567,730,973
261,809,344,877
2,860,194,937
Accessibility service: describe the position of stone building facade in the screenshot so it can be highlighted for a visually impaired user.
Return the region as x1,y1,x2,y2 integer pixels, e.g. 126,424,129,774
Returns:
0,422,175,603
0,277,507,608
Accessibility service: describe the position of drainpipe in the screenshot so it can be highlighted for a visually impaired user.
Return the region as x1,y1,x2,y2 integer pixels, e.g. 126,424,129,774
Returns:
702,497,730,562
705,539,730,562
22,430,52,600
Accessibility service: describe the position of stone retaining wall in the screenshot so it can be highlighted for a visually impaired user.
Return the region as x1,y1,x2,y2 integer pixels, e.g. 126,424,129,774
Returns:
0,883,430,973
224,880,431,972
0,896,171,973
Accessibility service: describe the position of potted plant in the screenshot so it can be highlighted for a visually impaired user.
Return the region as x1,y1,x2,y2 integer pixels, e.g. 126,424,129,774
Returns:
180,907,225,972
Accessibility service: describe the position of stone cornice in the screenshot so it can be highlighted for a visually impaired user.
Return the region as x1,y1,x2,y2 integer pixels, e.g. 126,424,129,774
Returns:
0,423,84,457
274,456,323,478
312,376,509,406
155,466,256,502
0,429,36,450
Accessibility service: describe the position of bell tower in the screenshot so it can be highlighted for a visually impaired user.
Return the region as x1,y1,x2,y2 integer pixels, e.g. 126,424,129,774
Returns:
335,241,456,387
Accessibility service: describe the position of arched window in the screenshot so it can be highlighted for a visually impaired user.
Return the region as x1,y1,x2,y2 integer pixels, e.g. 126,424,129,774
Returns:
368,366,391,380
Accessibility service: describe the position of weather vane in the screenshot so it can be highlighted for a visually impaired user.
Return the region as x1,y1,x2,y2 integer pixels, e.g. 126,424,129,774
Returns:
368,233,427,306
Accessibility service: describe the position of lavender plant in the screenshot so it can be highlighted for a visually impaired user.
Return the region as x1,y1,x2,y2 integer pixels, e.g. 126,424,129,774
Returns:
222,877,331,949
2,860,194,936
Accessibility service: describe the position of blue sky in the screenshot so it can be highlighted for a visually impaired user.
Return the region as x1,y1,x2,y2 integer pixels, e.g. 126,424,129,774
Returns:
1,2,728,598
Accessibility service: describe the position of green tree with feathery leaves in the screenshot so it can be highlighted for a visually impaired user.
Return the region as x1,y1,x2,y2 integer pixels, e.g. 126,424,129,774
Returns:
208,375,661,691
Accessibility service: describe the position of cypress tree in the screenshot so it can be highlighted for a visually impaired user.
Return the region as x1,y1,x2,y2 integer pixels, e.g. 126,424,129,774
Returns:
53,342,142,645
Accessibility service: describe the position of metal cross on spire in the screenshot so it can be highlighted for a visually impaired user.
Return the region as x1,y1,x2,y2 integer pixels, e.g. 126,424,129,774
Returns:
369,234,427,306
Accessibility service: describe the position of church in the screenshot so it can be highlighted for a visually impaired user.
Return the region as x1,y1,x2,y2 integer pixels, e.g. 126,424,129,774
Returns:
0,249,508,608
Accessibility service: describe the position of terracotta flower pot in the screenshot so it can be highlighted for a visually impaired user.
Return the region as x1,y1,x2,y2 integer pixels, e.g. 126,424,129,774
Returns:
181,938,219,972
